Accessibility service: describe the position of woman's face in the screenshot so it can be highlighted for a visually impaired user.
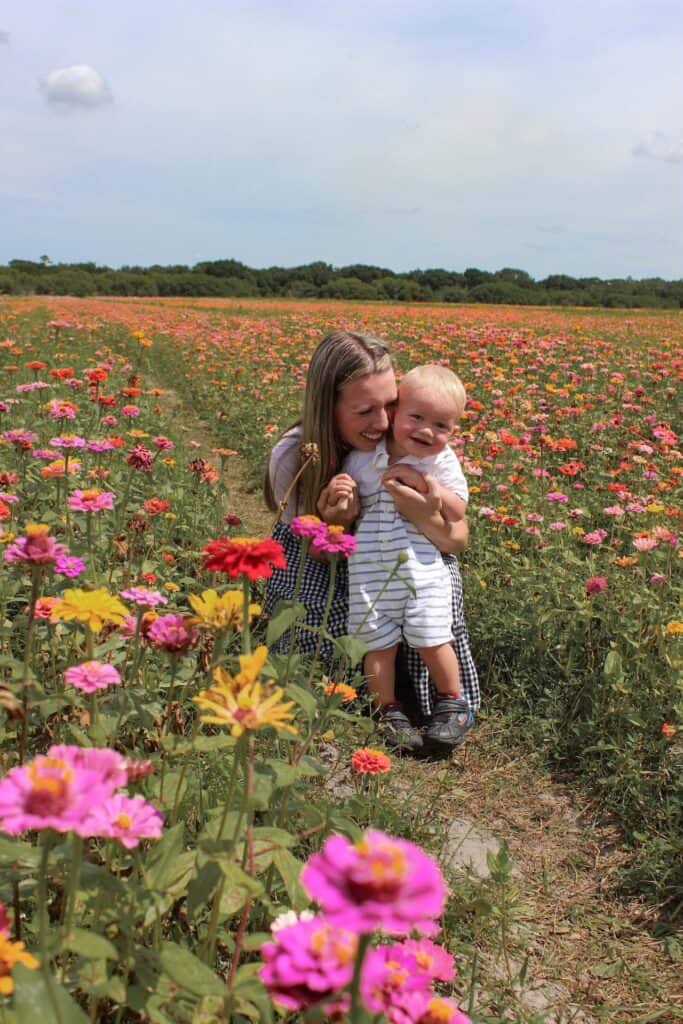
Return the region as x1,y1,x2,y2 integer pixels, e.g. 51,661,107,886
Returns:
335,369,397,452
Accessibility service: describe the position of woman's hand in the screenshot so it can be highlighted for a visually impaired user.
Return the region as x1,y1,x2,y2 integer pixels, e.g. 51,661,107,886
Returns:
380,463,429,495
316,473,359,529
383,472,468,554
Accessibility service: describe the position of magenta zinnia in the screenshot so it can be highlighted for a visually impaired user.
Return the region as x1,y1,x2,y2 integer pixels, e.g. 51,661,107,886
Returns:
5,523,68,566
301,829,446,936
0,746,124,836
311,524,357,557
84,794,163,848
260,915,356,1013
147,613,199,653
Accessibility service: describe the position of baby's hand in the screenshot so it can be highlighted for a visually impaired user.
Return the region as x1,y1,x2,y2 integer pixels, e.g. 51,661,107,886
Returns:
381,464,428,495
317,474,359,526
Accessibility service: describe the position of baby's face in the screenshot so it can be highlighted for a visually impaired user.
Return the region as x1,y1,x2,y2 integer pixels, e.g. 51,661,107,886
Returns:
391,383,461,458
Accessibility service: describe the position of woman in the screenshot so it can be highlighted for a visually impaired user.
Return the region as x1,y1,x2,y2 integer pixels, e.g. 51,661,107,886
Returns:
264,330,479,753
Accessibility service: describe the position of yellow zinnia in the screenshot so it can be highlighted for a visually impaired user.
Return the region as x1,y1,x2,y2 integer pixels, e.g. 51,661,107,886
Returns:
188,588,261,632
0,934,39,994
194,679,297,737
51,588,129,633
211,645,270,693
664,620,683,636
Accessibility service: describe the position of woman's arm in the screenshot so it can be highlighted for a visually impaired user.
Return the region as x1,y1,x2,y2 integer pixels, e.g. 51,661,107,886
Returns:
382,472,469,554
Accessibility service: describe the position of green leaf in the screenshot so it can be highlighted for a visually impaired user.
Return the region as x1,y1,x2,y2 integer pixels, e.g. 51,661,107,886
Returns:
159,941,227,998
266,600,306,646
186,861,222,920
143,822,185,891
285,682,317,718
63,928,118,960
271,849,308,910
251,826,295,848
217,861,263,917
332,634,367,666
0,835,40,868
603,650,624,680
12,964,90,1024
191,733,237,753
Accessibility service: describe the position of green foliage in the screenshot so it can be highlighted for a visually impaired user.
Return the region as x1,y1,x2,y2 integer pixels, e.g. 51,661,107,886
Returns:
1,257,682,306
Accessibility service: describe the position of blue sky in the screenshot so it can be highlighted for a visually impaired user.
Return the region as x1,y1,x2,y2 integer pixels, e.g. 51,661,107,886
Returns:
1,0,681,279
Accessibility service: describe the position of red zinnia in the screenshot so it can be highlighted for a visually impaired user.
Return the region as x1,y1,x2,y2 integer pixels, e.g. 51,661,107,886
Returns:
202,536,287,580
351,748,392,775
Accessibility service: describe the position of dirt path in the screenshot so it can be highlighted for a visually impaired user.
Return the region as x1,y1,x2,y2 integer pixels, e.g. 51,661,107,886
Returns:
159,384,680,1024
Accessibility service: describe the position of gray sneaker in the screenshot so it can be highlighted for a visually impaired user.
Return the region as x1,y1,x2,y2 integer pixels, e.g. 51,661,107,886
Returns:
377,705,424,753
424,696,473,753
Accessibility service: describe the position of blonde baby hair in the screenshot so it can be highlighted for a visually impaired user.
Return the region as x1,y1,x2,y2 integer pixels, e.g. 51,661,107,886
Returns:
399,364,466,418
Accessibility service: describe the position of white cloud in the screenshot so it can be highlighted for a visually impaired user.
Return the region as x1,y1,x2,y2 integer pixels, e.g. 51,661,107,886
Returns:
632,131,683,164
40,65,112,109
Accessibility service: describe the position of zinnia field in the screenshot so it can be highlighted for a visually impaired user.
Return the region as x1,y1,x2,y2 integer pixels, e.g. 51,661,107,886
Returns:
0,295,680,1023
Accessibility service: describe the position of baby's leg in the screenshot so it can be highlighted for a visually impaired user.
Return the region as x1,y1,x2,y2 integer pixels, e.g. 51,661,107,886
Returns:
363,645,399,707
418,643,461,699
365,645,423,754
419,643,471,753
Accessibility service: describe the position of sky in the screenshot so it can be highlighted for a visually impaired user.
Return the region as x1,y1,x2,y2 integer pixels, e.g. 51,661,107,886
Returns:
1,0,682,280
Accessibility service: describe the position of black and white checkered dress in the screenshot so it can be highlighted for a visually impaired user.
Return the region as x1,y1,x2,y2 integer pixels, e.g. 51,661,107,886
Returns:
265,520,480,721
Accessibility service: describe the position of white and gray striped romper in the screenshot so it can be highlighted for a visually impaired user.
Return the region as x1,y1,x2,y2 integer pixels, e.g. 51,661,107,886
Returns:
344,439,469,651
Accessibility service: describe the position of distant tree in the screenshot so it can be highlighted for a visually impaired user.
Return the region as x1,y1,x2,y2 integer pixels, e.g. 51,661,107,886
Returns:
464,267,492,288
495,267,535,287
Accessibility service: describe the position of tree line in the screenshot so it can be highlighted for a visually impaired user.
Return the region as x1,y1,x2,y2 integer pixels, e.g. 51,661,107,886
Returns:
2,257,682,308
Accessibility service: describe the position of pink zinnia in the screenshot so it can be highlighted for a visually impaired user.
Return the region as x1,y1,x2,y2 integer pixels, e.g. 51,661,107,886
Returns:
260,915,356,1013
119,586,168,608
48,745,128,792
585,576,608,596
84,794,163,848
64,660,122,694
311,524,357,558
120,405,140,417
290,514,325,540
0,745,124,836
360,943,431,1021
50,434,85,449
633,536,658,552
583,529,608,545
302,829,446,936
546,492,568,504
147,614,198,653
400,938,456,982
5,524,68,566
152,436,174,450
54,555,86,578
68,488,116,512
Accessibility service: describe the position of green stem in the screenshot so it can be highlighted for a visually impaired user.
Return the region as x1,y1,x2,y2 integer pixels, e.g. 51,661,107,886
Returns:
241,577,251,655
306,555,338,687
59,834,83,972
349,933,372,1023
38,833,64,1024
226,735,255,988
18,566,43,764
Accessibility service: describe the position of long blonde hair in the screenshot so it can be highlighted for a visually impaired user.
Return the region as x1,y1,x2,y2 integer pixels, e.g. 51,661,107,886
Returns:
265,330,393,515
